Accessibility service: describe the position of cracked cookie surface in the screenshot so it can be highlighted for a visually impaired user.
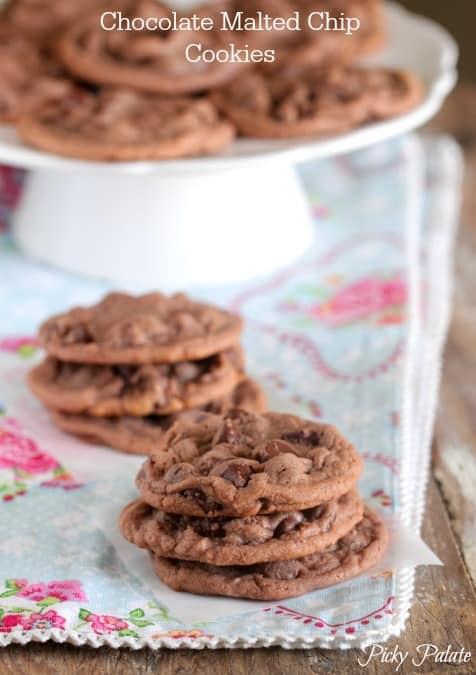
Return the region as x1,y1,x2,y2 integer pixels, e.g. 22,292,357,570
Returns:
28,347,244,417
0,21,72,123
50,378,267,454
213,66,422,139
136,410,364,517
16,87,235,161
272,0,385,70
56,0,249,95
150,507,388,600
38,292,243,364
120,489,363,565
3,0,104,39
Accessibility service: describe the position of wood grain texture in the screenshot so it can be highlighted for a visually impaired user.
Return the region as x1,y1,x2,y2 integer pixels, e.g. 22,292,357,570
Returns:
1,86,476,673
0,480,474,674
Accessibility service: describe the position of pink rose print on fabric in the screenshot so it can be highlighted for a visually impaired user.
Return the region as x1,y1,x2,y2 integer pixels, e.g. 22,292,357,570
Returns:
17,580,87,603
0,581,179,640
310,276,407,326
86,613,129,635
0,336,39,358
280,275,407,327
76,607,156,638
0,614,24,632
0,419,82,500
0,420,58,474
22,610,66,631
0,579,88,635
0,609,67,634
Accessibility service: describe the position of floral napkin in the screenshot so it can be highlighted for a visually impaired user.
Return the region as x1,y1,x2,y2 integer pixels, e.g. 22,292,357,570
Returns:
0,133,461,648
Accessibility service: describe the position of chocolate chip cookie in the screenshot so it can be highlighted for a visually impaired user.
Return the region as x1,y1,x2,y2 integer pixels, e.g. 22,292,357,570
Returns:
56,0,247,95
275,0,385,70
39,293,243,364
150,507,388,600
49,378,267,455
16,87,235,161
3,0,105,40
0,21,72,123
136,410,364,517
213,66,423,139
28,347,244,417
120,489,363,565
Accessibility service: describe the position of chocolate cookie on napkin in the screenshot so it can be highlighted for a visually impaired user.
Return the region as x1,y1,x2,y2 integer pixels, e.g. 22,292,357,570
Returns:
38,292,243,364
49,378,267,454
150,508,388,600
28,347,244,417
120,489,364,565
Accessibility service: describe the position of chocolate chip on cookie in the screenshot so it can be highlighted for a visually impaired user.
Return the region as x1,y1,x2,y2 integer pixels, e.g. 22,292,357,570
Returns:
119,489,364,565
3,0,104,39
271,0,385,71
0,21,73,123
16,87,236,161
38,292,243,363
136,410,364,517
28,347,244,417
49,378,267,455
213,66,422,139
149,507,388,600
56,0,248,95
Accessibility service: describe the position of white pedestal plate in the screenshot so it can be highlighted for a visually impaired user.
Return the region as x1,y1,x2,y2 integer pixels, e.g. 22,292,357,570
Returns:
12,163,315,289
0,2,457,289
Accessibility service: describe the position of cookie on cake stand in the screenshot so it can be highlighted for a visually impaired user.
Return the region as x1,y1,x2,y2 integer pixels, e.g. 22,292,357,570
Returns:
0,3,456,288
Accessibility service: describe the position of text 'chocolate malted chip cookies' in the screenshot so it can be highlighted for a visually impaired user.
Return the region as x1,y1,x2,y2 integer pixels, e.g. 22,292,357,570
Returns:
49,378,267,455
120,489,364,565
136,410,364,517
38,292,243,364
56,0,246,95
16,88,236,161
28,347,244,417
55,0,384,95
273,0,385,70
150,508,388,600
213,66,422,139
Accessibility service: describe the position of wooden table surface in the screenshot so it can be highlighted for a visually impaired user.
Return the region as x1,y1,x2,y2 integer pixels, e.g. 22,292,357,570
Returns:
1,86,475,675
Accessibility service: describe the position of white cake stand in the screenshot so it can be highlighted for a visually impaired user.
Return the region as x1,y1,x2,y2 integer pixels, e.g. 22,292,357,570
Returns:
0,2,457,289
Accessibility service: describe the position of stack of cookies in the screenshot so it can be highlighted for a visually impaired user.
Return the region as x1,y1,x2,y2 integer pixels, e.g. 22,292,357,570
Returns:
120,409,388,600
28,292,266,455
1,0,424,161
